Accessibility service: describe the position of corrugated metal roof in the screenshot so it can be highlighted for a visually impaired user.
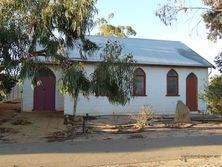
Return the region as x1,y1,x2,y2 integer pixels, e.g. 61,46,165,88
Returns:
67,36,214,68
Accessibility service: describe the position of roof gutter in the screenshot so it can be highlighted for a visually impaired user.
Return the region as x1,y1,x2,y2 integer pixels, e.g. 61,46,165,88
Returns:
39,60,213,69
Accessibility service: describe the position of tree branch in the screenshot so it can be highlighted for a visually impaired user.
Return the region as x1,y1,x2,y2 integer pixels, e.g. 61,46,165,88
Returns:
29,49,47,57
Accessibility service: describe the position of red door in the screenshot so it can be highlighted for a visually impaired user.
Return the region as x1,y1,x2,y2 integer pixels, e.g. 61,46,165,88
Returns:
34,77,55,111
186,73,198,111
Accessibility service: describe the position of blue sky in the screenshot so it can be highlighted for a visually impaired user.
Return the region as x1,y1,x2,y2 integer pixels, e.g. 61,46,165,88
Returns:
91,0,222,75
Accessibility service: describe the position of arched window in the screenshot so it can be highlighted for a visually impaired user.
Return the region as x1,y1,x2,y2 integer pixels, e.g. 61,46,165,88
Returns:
133,68,146,96
167,69,178,96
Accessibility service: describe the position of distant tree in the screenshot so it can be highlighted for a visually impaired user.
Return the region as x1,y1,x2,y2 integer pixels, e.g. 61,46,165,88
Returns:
156,0,222,41
95,13,137,38
201,75,222,115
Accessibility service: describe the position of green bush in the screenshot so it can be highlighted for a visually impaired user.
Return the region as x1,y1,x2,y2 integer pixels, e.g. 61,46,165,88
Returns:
201,75,222,115
0,74,17,101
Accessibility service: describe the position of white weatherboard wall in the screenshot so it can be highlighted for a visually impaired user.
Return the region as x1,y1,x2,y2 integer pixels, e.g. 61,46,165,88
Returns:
65,64,208,115
21,67,64,112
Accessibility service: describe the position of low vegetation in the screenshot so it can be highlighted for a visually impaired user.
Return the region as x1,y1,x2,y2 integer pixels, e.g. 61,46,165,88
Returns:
201,75,222,115
131,106,155,130
11,119,32,126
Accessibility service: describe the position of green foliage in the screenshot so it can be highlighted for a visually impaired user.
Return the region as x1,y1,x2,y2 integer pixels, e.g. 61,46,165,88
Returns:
0,1,135,115
92,41,135,105
215,53,222,73
59,40,135,115
59,63,90,98
0,0,98,79
155,2,179,26
95,13,136,38
0,23,28,77
202,1,222,41
0,0,97,106
201,76,222,115
59,62,90,115
0,74,17,100
19,60,55,88
156,0,222,41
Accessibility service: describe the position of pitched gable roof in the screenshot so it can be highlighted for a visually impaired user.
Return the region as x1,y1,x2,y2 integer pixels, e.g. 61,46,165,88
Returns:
68,36,214,68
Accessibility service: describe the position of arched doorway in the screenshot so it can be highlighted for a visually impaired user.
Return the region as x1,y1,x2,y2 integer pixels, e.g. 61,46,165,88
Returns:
33,68,56,111
186,73,198,111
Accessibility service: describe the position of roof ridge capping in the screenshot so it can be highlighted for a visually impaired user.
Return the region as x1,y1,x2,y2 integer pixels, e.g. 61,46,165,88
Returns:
87,35,181,43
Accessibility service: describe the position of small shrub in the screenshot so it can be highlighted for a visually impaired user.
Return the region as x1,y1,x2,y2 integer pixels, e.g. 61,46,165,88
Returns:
0,127,17,134
200,76,222,115
11,119,32,125
131,106,155,129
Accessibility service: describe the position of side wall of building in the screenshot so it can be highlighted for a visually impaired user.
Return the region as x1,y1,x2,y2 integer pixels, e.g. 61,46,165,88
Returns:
21,66,64,112
64,65,208,115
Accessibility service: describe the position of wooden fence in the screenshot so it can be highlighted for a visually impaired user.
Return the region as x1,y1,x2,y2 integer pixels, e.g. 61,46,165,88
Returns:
4,85,21,101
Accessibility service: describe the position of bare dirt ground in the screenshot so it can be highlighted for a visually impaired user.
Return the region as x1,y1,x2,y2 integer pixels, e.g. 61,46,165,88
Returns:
1,101,222,144
0,101,66,143
1,101,222,166
0,101,20,125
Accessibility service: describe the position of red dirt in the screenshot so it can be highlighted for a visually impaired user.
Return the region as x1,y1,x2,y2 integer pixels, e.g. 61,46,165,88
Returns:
0,101,20,125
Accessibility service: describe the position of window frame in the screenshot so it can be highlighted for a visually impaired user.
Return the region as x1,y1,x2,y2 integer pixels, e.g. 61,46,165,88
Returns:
133,68,146,96
166,69,179,96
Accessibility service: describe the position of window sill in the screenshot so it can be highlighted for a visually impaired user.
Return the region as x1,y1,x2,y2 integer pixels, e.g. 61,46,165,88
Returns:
166,94,180,96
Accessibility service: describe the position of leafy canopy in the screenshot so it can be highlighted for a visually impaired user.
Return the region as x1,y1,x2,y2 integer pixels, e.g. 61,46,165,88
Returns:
156,0,222,41
59,41,135,115
0,74,17,100
95,13,137,38
0,0,97,78
0,0,97,99
59,62,90,99
201,76,222,115
0,0,136,116
92,40,135,105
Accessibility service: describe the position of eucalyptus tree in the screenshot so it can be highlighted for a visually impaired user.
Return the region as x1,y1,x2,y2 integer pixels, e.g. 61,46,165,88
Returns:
0,0,97,86
156,0,222,72
60,41,135,115
92,41,135,105
0,0,135,115
95,13,137,38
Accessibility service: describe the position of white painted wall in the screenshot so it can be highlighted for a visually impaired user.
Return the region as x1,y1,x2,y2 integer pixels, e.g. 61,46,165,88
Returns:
21,66,64,112
64,64,208,115
21,64,209,115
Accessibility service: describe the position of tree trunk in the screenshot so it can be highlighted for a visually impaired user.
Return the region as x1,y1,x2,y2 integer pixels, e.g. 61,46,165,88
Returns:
73,97,78,116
